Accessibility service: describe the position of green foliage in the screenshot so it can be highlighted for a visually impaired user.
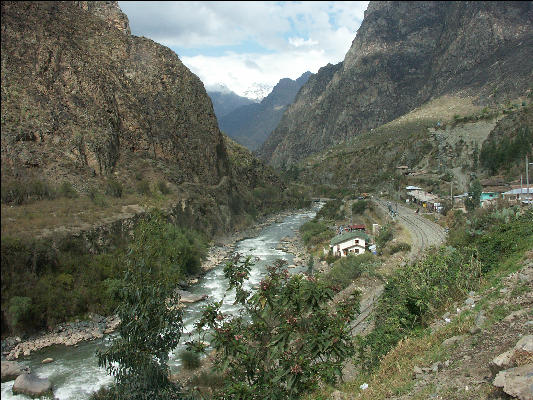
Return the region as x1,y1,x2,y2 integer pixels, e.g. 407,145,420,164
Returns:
464,178,482,211
358,246,481,370
136,179,152,196
7,296,33,334
97,213,185,399
315,199,344,221
157,180,171,195
388,242,411,255
299,221,334,247
105,178,123,198
320,253,378,291
480,126,533,174
190,256,360,399
351,200,367,215
375,224,393,250
358,208,533,372
180,350,201,370
58,182,78,199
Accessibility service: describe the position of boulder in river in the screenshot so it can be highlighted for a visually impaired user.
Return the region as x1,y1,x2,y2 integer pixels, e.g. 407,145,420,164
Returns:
12,373,53,397
42,358,54,364
177,290,208,304
1,361,30,382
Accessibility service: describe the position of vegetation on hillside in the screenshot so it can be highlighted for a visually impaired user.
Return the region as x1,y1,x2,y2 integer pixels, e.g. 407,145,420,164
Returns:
187,256,360,399
1,210,207,336
356,207,532,373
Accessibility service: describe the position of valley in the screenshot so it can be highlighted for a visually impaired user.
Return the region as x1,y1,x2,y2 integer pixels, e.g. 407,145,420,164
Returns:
1,1,532,400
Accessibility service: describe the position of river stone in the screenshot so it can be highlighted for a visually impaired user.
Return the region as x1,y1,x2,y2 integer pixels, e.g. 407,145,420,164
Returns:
1,361,30,382
42,358,54,364
493,363,533,400
12,373,53,397
177,290,208,304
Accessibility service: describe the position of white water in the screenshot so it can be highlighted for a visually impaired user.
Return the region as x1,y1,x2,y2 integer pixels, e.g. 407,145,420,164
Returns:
1,206,318,399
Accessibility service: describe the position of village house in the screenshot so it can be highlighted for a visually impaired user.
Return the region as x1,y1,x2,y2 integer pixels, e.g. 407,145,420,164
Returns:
326,231,371,257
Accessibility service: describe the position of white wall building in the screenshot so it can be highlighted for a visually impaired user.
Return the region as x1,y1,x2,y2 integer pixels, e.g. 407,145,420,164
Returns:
327,231,371,257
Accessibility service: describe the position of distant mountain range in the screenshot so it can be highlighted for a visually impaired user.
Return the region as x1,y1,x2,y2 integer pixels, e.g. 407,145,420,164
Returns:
211,71,312,151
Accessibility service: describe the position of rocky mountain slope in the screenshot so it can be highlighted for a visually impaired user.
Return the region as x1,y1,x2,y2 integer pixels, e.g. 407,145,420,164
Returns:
207,88,256,121
218,71,311,150
259,1,533,167
1,1,295,238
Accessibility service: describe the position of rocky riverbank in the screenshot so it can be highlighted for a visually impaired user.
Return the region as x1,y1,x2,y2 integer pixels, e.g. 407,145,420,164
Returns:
1,206,316,361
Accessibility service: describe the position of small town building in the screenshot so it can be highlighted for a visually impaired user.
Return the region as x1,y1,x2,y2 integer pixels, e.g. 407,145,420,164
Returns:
327,231,370,257
502,188,533,203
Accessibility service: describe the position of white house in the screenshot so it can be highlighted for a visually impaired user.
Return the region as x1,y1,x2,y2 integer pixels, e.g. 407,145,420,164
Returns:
327,231,371,257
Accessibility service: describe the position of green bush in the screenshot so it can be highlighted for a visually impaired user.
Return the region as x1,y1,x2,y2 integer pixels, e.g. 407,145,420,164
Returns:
389,242,411,254
88,187,107,207
299,221,334,246
58,182,78,198
315,199,344,221
180,350,201,370
321,253,377,290
351,200,367,215
7,296,33,333
157,180,171,195
190,257,360,399
105,178,123,198
136,180,151,196
375,224,393,250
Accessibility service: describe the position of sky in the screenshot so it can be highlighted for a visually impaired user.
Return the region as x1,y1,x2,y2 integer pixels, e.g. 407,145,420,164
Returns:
119,1,369,100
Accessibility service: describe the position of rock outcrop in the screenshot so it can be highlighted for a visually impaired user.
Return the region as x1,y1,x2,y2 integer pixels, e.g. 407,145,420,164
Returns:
259,1,533,167
1,361,30,382
12,373,53,398
1,1,228,188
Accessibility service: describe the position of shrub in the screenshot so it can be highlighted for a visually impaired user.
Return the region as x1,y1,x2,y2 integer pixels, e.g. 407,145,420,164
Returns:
389,242,411,254
88,187,107,207
58,182,78,198
375,224,393,250
7,296,33,333
352,200,367,215
316,199,344,221
105,178,123,198
157,180,171,195
321,253,378,290
189,256,360,399
180,350,201,370
299,221,334,247
136,180,151,196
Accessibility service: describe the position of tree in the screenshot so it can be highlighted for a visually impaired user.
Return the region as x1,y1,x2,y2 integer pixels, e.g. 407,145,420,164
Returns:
97,213,187,400
465,178,482,212
351,200,367,215
189,255,360,399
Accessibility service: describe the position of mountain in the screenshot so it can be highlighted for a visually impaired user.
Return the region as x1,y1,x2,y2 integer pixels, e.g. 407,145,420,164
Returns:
259,1,533,168
218,71,312,150
0,1,296,238
207,87,256,121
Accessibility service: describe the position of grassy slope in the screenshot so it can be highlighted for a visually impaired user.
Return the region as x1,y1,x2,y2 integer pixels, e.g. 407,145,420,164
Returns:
305,207,533,400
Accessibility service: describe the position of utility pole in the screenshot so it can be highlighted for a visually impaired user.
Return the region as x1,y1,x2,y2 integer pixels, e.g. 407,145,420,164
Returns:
527,155,530,205
450,181,453,207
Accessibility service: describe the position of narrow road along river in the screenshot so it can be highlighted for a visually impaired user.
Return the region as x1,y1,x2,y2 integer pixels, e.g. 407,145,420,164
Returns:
1,205,319,400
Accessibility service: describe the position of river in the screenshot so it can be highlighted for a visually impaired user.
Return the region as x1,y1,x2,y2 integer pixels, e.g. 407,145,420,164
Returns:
1,205,319,399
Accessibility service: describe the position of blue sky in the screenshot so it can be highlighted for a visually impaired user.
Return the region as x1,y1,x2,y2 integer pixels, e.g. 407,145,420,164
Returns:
119,1,369,99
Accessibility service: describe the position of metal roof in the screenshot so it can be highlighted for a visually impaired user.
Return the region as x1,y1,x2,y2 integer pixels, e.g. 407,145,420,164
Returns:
330,231,371,246
503,188,533,195
406,185,422,190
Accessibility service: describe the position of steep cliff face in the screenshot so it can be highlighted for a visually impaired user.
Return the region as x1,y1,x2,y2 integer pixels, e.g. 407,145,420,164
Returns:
1,1,228,187
259,1,533,167
218,71,311,150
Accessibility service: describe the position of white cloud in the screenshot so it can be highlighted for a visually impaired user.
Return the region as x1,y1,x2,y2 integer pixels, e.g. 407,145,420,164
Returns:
119,1,369,96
